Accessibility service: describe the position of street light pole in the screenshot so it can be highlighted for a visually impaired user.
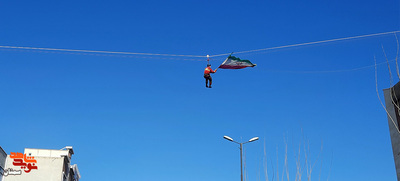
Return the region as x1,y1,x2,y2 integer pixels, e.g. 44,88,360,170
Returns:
223,136,259,181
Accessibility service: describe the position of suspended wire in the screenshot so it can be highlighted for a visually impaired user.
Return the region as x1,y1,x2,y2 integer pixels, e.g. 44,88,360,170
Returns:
4,45,395,74
0,48,204,61
1,31,400,75
0,31,399,59
0,45,207,58
263,59,394,74
210,30,400,57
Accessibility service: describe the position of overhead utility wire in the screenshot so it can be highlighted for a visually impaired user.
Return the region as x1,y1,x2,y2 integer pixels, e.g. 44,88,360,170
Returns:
210,30,400,57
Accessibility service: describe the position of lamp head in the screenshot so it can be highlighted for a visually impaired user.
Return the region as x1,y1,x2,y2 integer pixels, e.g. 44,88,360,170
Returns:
248,137,259,142
223,136,234,142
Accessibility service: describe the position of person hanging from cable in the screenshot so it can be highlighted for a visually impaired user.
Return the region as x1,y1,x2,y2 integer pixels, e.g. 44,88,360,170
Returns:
204,63,217,88
204,55,217,88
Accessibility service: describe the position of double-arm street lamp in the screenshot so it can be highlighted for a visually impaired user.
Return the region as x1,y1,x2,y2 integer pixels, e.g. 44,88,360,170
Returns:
223,135,259,181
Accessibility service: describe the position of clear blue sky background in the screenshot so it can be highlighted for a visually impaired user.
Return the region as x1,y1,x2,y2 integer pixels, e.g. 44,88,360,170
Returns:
1,0,399,180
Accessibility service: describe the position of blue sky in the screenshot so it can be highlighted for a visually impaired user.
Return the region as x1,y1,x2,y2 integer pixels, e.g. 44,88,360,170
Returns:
1,0,399,180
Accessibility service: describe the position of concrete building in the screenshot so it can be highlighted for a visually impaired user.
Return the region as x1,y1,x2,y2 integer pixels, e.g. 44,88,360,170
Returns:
1,146,80,181
384,82,400,181
0,147,7,181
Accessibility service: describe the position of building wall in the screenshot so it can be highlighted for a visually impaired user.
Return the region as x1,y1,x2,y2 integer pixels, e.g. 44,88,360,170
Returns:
3,156,64,181
0,147,7,181
383,88,400,181
1,147,79,181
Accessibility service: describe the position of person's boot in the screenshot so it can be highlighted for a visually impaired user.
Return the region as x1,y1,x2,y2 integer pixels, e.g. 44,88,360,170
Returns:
206,85,209,88
209,85,212,88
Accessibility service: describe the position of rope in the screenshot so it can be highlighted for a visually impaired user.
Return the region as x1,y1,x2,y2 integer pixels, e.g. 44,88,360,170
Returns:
383,35,400,135
382,45,394,85
391,34,400,121
374,56,400,135
394,33,400,79
210,30,400,57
